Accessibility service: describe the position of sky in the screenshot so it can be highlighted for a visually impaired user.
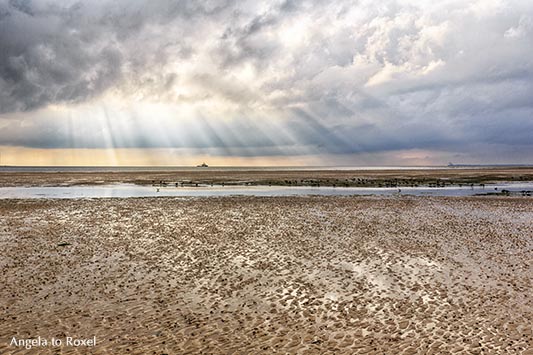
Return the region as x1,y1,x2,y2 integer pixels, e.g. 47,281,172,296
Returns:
0,0,532,166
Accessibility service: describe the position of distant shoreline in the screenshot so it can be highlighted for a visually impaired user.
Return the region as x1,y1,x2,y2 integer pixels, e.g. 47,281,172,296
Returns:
1,164,533,173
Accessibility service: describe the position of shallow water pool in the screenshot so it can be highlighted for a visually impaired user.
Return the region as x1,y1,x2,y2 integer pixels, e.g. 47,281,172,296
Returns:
0,182,532,199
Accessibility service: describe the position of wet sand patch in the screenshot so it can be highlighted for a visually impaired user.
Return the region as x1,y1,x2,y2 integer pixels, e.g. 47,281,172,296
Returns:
0,196,532,354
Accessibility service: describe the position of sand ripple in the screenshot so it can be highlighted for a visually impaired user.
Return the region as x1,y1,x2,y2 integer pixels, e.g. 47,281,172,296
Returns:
0,196,532,354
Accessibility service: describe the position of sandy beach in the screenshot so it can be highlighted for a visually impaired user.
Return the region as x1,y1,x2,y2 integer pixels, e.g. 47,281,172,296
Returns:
0,195,532,354
3,0,533,353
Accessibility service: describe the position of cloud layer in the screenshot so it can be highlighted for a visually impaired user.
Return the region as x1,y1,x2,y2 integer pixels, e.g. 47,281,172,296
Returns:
1,0,532,164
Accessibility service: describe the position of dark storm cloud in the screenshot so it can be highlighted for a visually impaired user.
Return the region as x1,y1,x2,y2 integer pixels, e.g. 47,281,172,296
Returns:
1,0,118,111
0,0,234,112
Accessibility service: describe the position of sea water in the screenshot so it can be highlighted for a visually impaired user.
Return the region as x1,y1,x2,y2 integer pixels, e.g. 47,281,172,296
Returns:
0,182,532,199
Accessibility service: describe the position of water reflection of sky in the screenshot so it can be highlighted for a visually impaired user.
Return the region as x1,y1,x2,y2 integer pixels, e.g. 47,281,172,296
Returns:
0,183,532,199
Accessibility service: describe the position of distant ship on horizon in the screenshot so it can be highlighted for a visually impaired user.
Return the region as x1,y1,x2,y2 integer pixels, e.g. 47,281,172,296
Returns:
196,162,208,168
447,162,531,168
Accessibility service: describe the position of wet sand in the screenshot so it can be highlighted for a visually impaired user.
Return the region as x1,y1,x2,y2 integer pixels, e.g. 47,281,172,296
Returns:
1,167,533,187
0,196,532,354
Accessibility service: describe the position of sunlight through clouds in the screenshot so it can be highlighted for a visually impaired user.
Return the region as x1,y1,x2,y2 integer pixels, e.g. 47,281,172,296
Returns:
0,0,532,165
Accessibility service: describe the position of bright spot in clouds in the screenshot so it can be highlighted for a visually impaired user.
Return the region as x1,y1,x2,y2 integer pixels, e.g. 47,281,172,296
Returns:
0,0,532,165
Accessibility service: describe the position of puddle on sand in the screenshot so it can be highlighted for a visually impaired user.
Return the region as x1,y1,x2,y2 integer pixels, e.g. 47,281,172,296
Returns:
0,183,532,199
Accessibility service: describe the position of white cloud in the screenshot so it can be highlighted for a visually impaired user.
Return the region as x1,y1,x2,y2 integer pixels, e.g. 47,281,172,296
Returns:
505,15,533,38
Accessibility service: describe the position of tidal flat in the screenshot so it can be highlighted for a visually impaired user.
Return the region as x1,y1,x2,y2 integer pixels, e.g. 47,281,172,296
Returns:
0,196,532,354
1,167,533,188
